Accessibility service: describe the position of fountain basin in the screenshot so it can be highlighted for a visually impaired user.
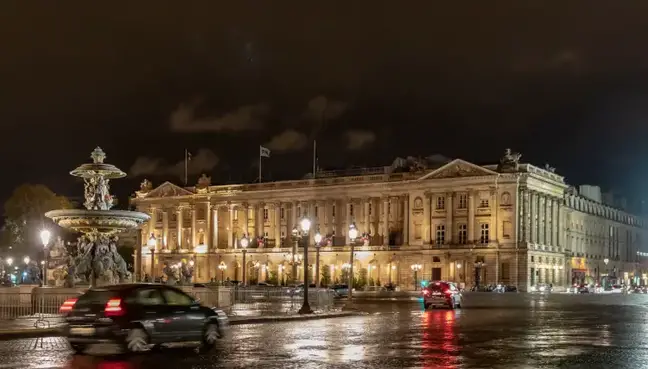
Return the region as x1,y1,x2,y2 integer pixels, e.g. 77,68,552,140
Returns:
45,209,150,234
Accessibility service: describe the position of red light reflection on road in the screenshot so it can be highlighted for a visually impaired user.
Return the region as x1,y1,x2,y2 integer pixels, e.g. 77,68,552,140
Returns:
421,310,459,369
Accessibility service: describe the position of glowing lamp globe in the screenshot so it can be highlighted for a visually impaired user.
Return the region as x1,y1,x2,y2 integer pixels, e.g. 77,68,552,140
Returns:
40,230,51,247
300,218,311,232
348,226,358,240
240,237,249,248
314,232,322,245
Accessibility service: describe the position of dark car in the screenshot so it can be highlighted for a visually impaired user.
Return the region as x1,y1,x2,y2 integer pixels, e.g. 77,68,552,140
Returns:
422,281,463,309
60,283,229,353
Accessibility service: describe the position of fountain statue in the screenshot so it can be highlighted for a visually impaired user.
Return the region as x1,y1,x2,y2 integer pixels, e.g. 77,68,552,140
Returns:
45,147,150,287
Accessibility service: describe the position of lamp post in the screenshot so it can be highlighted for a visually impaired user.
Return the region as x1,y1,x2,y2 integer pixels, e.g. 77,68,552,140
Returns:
218,262,227,282
147,233,156,281
290,227,299,285
314,231,322,288
39,229,51,286
240,236,249,286
603,258,609,288
347,223,358,302
293,217,312,315
411,263,422,290
456,261,462,283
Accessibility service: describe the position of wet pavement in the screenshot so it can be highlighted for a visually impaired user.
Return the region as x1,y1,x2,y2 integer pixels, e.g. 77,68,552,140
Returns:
2,292,648,368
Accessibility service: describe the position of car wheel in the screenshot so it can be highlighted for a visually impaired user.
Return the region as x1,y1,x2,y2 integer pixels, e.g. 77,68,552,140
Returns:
424,303,431,310
70,343,86,353
202,323,221,346
124,328,149,353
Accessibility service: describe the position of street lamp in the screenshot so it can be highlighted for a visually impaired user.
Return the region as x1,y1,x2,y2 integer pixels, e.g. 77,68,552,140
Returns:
314,231,322,287
292,217,313,315
347,223,359,302
240,235,249,285
147,233,156,281
23,256,30,265
218,262,227,283
411,263,422,290
6,258,13,267
40,229,51,286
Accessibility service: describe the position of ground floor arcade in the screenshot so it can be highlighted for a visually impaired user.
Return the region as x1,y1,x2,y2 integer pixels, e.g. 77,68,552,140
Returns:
136,246,592,292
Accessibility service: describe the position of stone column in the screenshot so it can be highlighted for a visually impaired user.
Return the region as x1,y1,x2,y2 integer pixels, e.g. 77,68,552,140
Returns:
363,197,370,234
529,191,536,244
242,203,249,237
309,201,316,246
490,189,497,242
228,204,235,248
148,207,157,238
274,202,281,247
544,196,551,246
162,210,169,249
211,206,218,249
536,195,542,244
344,199,352,244
191,206,197,249
205,203,212,249
257,203,265,239
446,192,454,244
176,206,183,250
551,198,558,247
556,202,562,249
423,192,431,244
518,189,525,242
326,199,334,236
523,190,531,243
402,195,409,245
467,191,475,243
382,196,389,246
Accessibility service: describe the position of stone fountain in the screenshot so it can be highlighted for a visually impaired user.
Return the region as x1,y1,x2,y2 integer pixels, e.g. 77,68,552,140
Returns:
45,147,150,287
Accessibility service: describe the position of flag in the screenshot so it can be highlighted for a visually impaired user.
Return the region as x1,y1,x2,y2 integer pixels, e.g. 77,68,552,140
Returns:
260,146,271,158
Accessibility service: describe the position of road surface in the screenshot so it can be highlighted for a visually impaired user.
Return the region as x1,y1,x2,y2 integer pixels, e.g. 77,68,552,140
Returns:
0,292,647,368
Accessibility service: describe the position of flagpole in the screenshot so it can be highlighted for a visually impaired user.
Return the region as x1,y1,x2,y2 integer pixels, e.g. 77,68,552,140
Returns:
184,149,188,186
259,149,262,183
312,140,317,179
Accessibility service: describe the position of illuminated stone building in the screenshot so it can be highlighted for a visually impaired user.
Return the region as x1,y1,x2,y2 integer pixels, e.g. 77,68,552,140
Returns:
130,150,648,291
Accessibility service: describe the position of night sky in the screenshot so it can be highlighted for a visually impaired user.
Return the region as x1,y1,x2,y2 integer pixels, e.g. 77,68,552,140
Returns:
2,2,648,210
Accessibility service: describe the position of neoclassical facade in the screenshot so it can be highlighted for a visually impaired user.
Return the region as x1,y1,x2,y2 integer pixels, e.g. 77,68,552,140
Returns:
130,150,648,291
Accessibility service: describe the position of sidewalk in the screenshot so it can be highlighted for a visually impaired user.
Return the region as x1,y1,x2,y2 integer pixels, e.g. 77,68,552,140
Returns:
0,310,365,340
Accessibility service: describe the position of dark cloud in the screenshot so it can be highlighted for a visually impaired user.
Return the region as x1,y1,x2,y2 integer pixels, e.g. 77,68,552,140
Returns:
130,149,219,178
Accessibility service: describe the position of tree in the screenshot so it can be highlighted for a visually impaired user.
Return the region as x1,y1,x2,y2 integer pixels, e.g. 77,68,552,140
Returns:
1,184,73,254
321,265,331,287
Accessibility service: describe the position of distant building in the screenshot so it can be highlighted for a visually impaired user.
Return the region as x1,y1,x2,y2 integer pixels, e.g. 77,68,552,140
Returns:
129,150,648,291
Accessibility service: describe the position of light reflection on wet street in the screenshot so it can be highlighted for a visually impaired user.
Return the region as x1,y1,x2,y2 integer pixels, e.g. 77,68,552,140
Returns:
3,293,648,368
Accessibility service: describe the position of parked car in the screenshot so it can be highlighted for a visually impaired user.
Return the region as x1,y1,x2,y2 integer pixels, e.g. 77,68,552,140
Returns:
422,281,462,309
60,283,229,353
330,284,350,297
532,283,552,293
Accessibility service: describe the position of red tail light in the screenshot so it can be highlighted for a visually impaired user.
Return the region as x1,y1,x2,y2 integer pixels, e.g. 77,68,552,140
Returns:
104,298,125,317
444,289,454,295
422,289,430,296
59,298,78,313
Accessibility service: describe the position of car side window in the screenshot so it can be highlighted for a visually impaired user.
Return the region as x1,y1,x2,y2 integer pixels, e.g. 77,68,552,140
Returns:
132,288,165,306
161,288,194,306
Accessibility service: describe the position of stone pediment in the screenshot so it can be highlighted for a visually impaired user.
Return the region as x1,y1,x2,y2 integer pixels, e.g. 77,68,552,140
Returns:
145,181,194,198
418,159,498,180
